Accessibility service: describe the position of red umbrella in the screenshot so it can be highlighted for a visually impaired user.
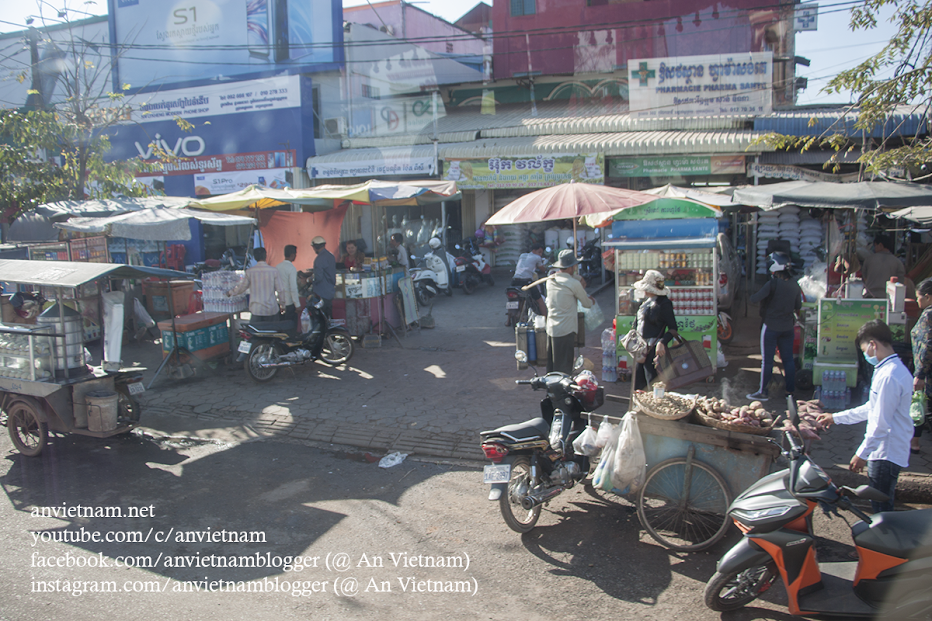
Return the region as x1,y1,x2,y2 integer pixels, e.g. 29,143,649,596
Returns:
484,182,658,225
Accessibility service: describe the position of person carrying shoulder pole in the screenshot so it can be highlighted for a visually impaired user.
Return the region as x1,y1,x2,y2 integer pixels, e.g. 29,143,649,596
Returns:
545,249,594,374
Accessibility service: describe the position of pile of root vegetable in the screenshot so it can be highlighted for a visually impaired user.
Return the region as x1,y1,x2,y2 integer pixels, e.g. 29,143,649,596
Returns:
634,390,695,419
695,397,774,429
774,399,828,440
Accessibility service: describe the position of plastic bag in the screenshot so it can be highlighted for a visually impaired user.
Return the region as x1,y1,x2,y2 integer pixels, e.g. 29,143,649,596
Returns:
299,308,311,333
592,424,622,491
595,417,616,448
379,452,408,468
133,298,156,328
579,299,605,331
911,391,927,427
572,422,599,456
611,412,647,494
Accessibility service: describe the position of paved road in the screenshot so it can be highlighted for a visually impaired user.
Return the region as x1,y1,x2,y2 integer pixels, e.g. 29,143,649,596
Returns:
127,272,932,502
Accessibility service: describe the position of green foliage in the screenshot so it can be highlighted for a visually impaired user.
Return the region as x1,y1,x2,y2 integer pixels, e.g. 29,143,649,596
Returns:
759,0,932,177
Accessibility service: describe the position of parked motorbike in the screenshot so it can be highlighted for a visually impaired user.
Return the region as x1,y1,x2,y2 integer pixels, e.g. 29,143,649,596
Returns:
410,250,451,308
455,237,494,295
504,286,530,328
480,351,603,533
236,294,354,383
717,311,734,344
576,238,604,283
705,395,932,618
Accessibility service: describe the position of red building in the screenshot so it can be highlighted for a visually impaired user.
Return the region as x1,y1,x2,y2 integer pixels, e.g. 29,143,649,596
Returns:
492,0,796,100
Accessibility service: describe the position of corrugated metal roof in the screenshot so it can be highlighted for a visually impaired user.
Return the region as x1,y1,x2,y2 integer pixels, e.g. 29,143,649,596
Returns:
760,150,862,164
438,130,772,158
343,132,477,148
754,105,928,137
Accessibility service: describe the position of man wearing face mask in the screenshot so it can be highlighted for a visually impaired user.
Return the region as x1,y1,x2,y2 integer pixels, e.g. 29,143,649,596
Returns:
817,320,913,513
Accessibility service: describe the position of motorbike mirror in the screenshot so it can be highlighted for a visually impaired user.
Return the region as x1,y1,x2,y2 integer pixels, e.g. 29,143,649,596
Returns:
573,355,584,372
545,246,552,253
786,394,800,429
454,244,461,250
515,350,528,363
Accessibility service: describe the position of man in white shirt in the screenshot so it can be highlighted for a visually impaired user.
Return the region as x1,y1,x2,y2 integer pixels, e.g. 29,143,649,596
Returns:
818,320,913,513
512,244,548,317
390,233,409,274
276,244,300,324
545,250,594,374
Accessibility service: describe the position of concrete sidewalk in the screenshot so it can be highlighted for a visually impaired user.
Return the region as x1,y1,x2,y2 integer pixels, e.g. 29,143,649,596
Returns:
128,273,932,503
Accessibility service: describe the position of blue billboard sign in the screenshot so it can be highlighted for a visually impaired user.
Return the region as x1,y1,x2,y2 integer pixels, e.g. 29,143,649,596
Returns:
107,0,343,91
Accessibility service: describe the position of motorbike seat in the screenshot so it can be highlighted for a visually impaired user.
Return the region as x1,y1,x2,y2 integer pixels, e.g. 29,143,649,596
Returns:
854,508,932,559
480,417,550,442
246,320,297,336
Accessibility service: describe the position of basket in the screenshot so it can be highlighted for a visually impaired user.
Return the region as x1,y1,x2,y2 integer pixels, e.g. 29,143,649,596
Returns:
632,390,695,421
692,410,774,436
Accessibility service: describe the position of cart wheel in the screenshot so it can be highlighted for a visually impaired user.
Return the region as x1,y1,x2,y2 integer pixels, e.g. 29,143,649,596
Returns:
637,456,731,551
7,399,48,457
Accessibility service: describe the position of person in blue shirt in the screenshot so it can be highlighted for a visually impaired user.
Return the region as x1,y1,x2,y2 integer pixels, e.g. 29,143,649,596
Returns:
818,320,913,513
310,236,336,319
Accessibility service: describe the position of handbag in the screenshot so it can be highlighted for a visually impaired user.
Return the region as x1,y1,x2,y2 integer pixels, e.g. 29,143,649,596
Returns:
620,329,648,364
655,335,714,390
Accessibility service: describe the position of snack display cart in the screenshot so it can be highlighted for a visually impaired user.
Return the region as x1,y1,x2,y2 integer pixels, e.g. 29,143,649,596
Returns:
0,259,192,457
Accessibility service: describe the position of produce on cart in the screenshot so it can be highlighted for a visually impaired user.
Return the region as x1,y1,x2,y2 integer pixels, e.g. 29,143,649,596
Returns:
692,397,775,435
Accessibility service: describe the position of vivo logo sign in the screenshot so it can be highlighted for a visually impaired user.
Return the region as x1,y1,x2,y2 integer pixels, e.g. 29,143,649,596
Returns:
134,134,206,158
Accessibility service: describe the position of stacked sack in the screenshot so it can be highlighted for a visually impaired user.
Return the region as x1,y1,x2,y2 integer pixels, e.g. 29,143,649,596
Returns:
855,210,872,257
798,210,823,272
756,210,780,274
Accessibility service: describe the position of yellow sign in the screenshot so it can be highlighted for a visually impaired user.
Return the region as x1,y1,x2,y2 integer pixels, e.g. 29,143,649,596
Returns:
443,154,604,189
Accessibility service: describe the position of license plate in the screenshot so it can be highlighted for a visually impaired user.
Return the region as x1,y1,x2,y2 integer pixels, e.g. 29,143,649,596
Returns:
483,464,511,484
127,382,145,395
237,340,252,354
506,301,519,310
456,264,466,272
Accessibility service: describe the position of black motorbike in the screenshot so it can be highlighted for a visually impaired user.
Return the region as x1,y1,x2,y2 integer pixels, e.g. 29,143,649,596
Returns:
576,238,604,283
705,395,932,618
480,352,603,533
236,294,354,383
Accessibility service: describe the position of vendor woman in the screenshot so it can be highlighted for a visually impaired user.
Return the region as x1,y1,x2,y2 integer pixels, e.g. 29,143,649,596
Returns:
632,270,679,389
341,240,366,272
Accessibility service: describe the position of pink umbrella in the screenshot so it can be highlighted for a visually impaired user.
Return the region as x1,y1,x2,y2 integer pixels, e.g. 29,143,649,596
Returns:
484,182,658,225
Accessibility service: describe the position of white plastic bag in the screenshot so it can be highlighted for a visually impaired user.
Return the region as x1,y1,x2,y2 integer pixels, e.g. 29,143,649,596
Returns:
379,452,408,468
592,424,622,491
579,299,605,331
133,298,155,328
611,412,647,494
572,422,599,456
594,417,616,448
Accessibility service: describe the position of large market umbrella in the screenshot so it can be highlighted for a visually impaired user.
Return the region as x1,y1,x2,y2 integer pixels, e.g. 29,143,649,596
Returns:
732,180,932,211
484,182,658,226
292,179,460,206
186,185,333,212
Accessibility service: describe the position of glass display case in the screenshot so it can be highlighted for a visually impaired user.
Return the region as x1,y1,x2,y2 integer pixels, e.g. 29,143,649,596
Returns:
0,323,55,382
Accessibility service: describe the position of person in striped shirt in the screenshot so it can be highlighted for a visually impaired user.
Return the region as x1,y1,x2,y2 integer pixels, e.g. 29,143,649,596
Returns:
226,247,285,321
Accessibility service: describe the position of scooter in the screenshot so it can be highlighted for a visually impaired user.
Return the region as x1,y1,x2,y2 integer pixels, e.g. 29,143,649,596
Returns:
236,294,354,383
480,351,603,533
410,251,451,308
455,237,494,294
504,286,530,328
576,238,604,283
705,395,932,618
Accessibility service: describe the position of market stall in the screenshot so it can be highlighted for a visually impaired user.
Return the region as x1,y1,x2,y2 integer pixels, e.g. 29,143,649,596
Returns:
0,259,192,456
604,198,724,381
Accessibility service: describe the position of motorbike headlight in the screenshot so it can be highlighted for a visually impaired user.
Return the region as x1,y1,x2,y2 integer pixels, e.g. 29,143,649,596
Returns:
732,506,793,522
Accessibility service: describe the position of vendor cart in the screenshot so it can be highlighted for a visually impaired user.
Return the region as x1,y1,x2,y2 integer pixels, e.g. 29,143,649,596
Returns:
0,259,192,456
604,394,780,552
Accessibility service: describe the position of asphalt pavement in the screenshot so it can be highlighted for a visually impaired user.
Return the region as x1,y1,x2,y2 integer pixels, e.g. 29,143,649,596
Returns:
127,270,932,504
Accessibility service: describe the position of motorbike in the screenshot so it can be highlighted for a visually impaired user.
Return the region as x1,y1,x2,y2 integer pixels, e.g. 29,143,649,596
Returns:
576,238,604,283
455,237,494,295
717,311,734,344
504,286,530,328
705,395,932,618
410,251,452,308
236,293,354,383
480,351,603,533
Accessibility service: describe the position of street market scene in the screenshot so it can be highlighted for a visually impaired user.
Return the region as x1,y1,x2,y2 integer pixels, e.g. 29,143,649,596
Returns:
2,0,932,618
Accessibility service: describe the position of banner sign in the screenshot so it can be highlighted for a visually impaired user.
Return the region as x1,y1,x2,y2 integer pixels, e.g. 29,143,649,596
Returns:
748,163,861,183
110,0,343,89
610,155,745,177
628,52,773,118
308,154,436,179
442,154,604,189
138,150,297,177
130,76,301,124
195,169,291,195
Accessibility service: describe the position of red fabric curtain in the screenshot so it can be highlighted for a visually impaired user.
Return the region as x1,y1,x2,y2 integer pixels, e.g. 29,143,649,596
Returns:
259,203,349,271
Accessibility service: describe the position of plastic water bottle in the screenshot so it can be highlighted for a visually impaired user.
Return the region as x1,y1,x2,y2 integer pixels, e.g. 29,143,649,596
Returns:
526,325,537,362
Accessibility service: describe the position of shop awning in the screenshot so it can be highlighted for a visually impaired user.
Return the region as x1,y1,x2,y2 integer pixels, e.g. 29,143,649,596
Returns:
889,206,932,226
186,185,312,212
0,259,191,287
36,197,192,219
54,208,256,241
732,180,932,211
305,145,438,180
293,179,460,206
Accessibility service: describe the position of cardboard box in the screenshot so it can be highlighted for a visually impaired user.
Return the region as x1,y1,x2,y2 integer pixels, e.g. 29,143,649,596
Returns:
813,358,858,387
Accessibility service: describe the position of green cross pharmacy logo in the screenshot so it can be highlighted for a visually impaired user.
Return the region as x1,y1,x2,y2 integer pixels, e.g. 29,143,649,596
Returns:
631,62,655,87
